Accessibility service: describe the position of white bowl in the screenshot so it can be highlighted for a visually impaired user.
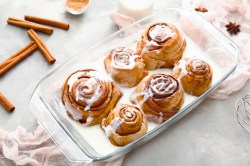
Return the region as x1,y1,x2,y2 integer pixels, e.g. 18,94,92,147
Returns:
64,0,91,15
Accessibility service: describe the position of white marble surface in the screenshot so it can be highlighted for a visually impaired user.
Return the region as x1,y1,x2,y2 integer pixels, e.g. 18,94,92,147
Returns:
0,0,250,165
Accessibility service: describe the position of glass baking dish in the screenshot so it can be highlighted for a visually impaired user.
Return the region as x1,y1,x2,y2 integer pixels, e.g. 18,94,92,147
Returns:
29,8,238,163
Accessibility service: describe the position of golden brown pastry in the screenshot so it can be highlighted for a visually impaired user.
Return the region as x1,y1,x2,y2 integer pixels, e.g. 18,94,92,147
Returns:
101,104,148,146
62,69,122,126
172,57,213,96
137,22,186,70
104,47,148,87
131,74,184,123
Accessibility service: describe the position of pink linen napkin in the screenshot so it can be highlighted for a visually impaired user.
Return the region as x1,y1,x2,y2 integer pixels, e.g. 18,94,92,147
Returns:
109,11,142,36
183,0,250,99
0,125,124,166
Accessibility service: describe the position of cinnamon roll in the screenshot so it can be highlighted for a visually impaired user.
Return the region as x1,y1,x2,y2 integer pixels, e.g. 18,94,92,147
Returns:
104,47,148,87
131,74,184,123
172,57,213,96
62,69,122,126
137,22,186,70
101,104,148,146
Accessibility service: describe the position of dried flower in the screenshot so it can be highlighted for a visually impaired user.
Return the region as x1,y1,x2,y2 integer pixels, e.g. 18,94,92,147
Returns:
195,7,208,13
226,22,240,35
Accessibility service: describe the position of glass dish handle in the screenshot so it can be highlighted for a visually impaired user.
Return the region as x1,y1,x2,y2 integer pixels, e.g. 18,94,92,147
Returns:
29,92,92,163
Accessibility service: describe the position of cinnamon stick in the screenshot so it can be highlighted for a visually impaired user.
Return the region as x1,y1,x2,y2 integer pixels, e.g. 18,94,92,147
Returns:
27,29,56,64
0,41,36,69
0,92,15,112
25,15,69,30
0,42,37,76
7,17,53,35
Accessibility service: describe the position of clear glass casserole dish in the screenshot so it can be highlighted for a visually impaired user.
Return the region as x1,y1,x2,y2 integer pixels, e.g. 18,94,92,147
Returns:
29,8,238,163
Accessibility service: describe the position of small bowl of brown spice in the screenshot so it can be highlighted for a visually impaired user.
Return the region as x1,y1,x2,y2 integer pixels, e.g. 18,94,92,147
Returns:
65,0,91,15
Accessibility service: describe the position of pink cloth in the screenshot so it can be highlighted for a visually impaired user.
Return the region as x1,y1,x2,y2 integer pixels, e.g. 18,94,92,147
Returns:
109,11,142,36
183,0,250,99
0,125,124,166
109,11,136,31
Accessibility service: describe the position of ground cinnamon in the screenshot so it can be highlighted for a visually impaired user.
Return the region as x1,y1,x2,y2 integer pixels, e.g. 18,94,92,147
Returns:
24,15,69,30
0,92,15,112
66,0,89,10
27,29,56,64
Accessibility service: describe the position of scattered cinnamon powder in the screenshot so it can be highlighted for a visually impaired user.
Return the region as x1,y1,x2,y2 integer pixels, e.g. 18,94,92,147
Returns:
195,7,208,13
66,0,89,10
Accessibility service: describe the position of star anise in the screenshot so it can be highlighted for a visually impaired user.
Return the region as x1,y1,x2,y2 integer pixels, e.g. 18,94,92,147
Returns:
225,22,240,35
195,7,208,13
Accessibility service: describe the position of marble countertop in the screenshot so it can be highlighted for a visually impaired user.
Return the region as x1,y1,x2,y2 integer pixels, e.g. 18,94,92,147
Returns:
0,0,250,165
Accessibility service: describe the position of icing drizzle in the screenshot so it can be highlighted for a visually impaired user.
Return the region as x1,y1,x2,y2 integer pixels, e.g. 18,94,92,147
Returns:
103,117,124,137
148,23,175,44
110,47,140,70
65,102,82,120
148,75,178,99
173,58,210,79
145,23,175,51
67,70,109,111
131,74,179,106
189,59,209,75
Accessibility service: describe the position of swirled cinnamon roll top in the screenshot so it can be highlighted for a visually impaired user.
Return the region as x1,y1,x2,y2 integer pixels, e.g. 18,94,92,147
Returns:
131,73,184,123
173,57,213,96
62,69,122,126
101,104,148,146
104,47,148,87
137,22,186,70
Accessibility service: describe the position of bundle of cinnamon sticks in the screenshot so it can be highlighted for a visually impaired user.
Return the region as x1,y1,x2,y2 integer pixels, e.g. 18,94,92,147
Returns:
0,15,70,76
0,15,70,112
0,41,37,76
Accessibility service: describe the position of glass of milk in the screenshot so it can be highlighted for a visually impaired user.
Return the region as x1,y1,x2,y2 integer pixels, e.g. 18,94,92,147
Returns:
117,0,154,20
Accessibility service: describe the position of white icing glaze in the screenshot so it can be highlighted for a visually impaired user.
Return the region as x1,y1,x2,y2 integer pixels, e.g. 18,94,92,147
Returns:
85,85,101,111
68,71,109,92
149,76,177,95
149,24,175,42
142,24,175,53
67,70,110,111
131,75,177,107
124,106,138,118
86,116,94,123
110,48,139,70
158,112,163,123
146,40,160,47
191,59,209,73
83,77,97,93
65,102,82,120
67,72,86,92
131,90,153,107
174,58,209,79
173,59,188,79
131,79,152,105
125,111,132,117
146,113,163,124
103,117,124,137
74,77,101,111
143,40,161,52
